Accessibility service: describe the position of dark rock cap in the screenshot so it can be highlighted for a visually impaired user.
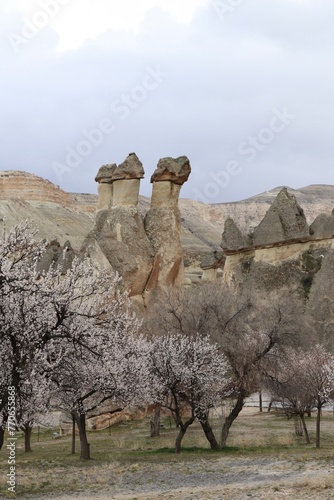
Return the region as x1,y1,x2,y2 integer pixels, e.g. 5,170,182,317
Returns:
111,153,145,181
151,156,191,185
310,212,334,239
95,164,117,183
200,250,225,270
221,217,250,251
253,187,310,246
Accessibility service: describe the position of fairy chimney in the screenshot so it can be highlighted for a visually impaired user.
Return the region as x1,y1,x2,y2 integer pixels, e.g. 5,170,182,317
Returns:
144,156,191,294
111,153,144,207
95,164,117,211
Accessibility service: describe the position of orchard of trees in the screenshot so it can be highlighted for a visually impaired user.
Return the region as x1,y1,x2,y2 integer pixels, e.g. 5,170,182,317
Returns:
1,222,334,459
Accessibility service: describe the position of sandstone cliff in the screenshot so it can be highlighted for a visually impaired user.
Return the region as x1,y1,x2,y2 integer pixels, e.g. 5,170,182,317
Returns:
1,170,334,284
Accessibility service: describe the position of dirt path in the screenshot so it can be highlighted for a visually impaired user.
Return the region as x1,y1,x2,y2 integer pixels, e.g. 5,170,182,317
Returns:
22,455,334,500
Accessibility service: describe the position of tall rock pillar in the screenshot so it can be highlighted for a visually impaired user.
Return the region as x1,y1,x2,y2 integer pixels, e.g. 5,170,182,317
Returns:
144,156,191,295
95,164,117,211
85,153,154,303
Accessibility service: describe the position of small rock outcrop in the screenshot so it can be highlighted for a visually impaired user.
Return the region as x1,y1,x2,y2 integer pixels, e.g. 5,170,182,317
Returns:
253,188,310,246
36,240,75,274
200,250,225,270
310,211,334,239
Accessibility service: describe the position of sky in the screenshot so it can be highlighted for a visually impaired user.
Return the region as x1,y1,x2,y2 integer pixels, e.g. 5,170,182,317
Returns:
1,0,334,203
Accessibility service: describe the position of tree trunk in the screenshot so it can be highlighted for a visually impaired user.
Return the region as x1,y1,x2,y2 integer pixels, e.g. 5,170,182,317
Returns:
316,406,321,448
199,415,219,450
72,409,90,460
259,391,263,413
23,424,33,452
150,403,161,438
175,426,186,454
0,414,8,451
175,417,195,454
220,391,245,448
71,414,76,454
294,415,303,436
300,414,310,445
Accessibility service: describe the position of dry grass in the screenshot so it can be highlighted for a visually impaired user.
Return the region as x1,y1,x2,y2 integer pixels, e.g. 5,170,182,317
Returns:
1,407,334,498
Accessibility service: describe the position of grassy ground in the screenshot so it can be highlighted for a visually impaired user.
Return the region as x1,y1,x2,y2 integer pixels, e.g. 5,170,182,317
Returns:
1,407,334,498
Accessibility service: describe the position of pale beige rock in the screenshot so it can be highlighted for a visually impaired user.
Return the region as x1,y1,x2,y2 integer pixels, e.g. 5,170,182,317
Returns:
112,179,141,207
202,268,218,281
150,181,181,207
96,183,113,211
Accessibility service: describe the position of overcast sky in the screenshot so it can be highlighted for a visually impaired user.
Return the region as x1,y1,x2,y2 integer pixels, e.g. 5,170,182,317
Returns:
1,0,334,203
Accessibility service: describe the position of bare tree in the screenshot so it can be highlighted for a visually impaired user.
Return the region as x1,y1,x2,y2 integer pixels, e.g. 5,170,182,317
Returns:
266,345,334,447
144,282,311,448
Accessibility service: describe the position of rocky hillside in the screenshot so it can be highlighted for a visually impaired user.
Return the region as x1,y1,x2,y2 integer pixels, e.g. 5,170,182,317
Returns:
1,170,334,259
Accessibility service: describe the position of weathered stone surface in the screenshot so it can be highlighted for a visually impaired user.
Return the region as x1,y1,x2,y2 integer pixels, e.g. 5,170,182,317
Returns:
200,250,225,270
253,187,310,246
95,164,117,183
91,207,154,297
96,183,113,211
151,156,191,185
111,153,144,180
36,240,62,274
144,157,192,296
112,179,141,207
306,249,334,348
221,217,250,251
56,240,76,273
310,212,334,239
150,181,181,208
36,239,75,274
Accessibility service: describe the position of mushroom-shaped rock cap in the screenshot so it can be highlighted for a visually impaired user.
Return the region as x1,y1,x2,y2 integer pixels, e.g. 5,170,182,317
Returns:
253,187,309,246
221,217,250,250
150,156,191,185
111,153,145,181
200,250,225,270
95,164,117,183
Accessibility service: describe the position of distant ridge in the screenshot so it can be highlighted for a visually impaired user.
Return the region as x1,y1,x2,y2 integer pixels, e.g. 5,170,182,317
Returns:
1,170,334,269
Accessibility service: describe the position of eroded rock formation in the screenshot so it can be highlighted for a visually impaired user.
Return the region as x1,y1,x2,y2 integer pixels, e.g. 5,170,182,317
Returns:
253,187,310,246
221,217,250,251
84,153,191,305
144,156,191,297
